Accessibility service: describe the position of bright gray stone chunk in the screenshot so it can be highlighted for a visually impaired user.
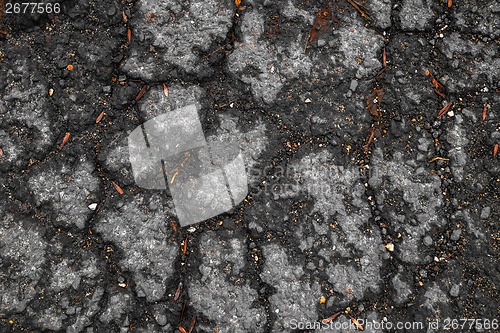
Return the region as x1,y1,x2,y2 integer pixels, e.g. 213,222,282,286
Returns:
423,235,433,246
392,271,413,304
450,229,462,241
480,206,491,219
0,215,47,315
450,284,460,297
28,157,100,229
399,0,435,31
283,150,384,303
99,292,132,324
226,9,312,104
335,17,384,79
189,232,266,333
0,82,54,168
261,244,322,331
94,196,178,302
49,257,99,292
122,0,233,79
366,0,392,29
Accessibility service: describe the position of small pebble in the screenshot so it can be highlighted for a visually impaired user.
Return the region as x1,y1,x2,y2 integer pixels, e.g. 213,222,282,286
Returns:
349,79,358,91
450,229,461,241
155,314,167,326
480,206,491,219
450,284,460,297
107,7,116,16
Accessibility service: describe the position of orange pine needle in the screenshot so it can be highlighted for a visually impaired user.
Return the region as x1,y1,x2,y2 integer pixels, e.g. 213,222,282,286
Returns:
350,316,365,330
188,317,196,333
429,156,449,163
182,238,188,254
434,88,445,99
494,143,498,157
60,132,71,149
382,48,387,67
431,78,444,90
122,11,128,22
425,70,432,76
346,0,371,21
174,282,182,301
448,0,452,8
112,181,124,195
322,312,341,324
135,84,148,102
127,28,132,43
163,83,169,97
179,300,187,323
178,327,187,333
482,103,487,121
95,111,105,124
437,101,453,118
363,127,376,153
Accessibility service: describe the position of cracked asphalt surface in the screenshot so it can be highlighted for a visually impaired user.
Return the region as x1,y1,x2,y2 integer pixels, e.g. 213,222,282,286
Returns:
0,0,499,332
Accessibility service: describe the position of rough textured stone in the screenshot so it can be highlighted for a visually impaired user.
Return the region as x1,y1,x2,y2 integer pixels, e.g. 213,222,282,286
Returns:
95,195,178,302
261,244,322,331
399,0,435,31
189,232,266,333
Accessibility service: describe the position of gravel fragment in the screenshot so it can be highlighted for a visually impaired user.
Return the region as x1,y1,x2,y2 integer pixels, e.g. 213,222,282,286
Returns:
480,206,491,219
449,284,460,297
450,229,462,241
